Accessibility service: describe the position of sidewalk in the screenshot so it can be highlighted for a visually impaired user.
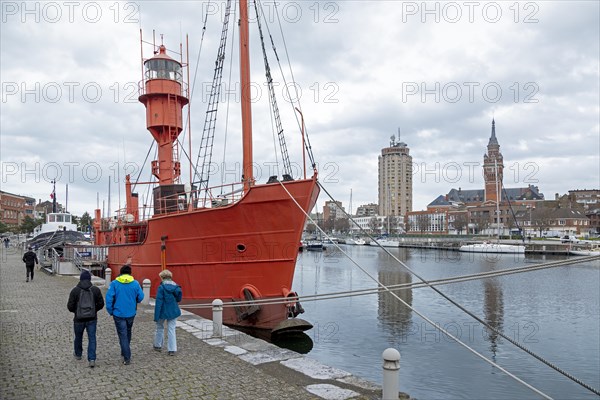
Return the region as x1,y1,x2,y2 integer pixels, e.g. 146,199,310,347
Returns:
0,247,391,399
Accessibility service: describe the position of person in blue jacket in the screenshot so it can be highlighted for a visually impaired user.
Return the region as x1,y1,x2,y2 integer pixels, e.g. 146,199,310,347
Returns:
105,265,144,365
153,269,182,355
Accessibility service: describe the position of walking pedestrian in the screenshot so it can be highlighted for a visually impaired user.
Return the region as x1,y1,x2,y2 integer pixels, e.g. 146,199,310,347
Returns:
3,237,9,248
153,269,182,355
22,246,38,282
105,265,144,365
67,270,105,368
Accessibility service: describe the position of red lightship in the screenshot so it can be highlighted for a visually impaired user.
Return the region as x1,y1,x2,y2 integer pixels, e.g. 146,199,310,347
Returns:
94,0,319,334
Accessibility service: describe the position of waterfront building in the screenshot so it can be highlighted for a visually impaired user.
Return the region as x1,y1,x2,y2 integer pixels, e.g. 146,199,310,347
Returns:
323,200,345,221
355,203,378,218
567,189,600,210
406,210,448,234
406,119,547,235
378,134,412,218
515,207,591,237
586,209,600,235
0,191,32,227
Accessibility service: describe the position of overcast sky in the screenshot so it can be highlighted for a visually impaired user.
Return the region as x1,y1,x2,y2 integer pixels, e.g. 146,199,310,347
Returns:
1,1,599,217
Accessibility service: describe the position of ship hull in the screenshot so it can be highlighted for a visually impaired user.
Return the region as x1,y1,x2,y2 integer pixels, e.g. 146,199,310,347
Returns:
100,177,319,331
28,230,88,250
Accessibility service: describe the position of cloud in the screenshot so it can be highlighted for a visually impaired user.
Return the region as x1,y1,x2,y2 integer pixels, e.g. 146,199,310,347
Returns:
1,0,598,216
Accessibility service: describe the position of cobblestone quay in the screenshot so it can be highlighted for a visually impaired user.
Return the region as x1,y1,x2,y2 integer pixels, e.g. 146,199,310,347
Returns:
0,247,383,399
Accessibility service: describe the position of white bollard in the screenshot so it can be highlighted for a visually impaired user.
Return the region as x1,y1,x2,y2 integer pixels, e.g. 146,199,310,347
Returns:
382,348,401,400
104,268,112,287
142,278,151,305
212,299,223,338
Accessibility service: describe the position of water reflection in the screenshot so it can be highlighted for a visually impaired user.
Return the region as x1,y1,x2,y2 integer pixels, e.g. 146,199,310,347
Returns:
483,277,504,356
376,248,413,337
272,331,314,354
292,248,599,399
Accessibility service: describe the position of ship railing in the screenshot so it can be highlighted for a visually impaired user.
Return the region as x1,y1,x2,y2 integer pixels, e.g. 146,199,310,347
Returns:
137,79,189,100
73,249,83,272
63,244,108,276
50,248,61,275
113,181,246,222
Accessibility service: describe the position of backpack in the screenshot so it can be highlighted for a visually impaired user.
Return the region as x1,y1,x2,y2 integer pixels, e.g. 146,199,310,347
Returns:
23,252,36,265
76,288,96,319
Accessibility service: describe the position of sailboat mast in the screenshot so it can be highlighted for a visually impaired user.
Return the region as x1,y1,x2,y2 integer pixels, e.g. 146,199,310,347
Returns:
239,0,254,190
495,159,500,240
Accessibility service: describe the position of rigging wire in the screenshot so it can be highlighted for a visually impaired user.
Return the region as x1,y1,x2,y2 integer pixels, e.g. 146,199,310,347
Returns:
502,180,526,243
178,0,213,165
181,255,599,308
255,0,292,177
270,1,317,169
220,1,237,192
194,0,233,191
131,141,155,193
317,182,600,397
277,180,554,399
256,1,280,177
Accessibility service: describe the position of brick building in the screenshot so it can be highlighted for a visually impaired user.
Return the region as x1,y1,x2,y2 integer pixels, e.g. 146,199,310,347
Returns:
0,191,31,227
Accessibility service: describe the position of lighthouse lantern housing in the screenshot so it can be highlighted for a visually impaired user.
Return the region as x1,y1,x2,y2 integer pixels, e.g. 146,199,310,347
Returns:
144,45,183,82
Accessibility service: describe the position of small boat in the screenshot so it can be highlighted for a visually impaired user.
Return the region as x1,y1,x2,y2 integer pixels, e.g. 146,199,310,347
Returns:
570,245,600,256
28,184,88,251
345,237,367,246
304,241,325,251
28,211,88,250
459,242,525,254
459,160,525,255
355,238,367,245
370,237,400,248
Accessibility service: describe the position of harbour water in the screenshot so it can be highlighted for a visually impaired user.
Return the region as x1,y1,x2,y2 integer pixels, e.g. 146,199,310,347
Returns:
292,245,600,399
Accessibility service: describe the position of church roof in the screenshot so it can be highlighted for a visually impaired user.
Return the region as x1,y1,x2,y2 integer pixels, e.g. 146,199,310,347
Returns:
428,185,545,207
488,118,499,146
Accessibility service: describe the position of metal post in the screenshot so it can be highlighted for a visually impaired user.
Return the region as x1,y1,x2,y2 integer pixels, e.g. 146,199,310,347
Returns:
382,348,400,400
212,299,223,337
104,268,112,287
142,278,151,305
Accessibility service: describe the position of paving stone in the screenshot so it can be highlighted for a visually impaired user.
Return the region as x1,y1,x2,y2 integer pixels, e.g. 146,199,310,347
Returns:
0,247,389,399
0,248,316,400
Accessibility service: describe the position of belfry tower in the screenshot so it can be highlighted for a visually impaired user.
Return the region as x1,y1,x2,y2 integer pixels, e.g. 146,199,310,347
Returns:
483,119,504,203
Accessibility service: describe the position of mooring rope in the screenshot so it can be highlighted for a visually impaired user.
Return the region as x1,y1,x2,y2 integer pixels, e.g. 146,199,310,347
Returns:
269,181,554,399
313,182,600,397
180,255,598,308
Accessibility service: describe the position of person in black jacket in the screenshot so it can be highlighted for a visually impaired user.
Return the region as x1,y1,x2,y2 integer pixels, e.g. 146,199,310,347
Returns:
22,246,38,282
67,270,105,368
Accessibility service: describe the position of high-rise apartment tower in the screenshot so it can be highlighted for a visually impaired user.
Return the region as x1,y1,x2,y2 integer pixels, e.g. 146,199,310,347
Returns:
378,133,412,217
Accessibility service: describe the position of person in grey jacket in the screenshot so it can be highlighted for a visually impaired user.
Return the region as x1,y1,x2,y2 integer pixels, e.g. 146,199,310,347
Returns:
153,269,182,355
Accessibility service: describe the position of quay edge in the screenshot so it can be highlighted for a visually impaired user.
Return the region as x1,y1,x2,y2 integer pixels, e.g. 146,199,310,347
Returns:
0,246,411,400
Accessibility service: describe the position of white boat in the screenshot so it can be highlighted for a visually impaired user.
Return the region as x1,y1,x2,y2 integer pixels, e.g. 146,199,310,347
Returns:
345,237,367,246
570,246,600,256
28,211,88,250
459,242,525,254
460,160,525,254
370,238,400,248
28,182,89,250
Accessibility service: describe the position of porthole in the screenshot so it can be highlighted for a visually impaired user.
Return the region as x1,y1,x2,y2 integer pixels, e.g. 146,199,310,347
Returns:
236,243,246,253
